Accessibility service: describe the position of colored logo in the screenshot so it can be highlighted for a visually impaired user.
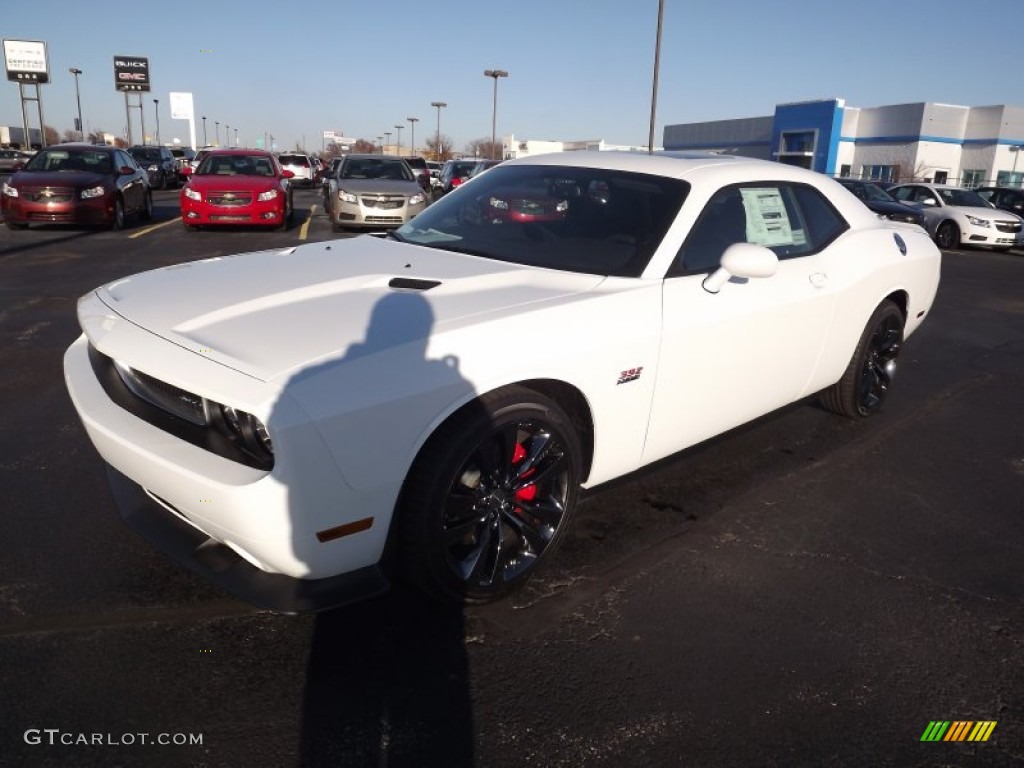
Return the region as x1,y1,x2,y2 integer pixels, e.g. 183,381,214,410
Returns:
921,721,996,742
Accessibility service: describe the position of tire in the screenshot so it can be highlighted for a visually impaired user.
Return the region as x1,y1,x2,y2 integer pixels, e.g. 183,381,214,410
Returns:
5,219,28,230
398,386,582,603
183,222,199,232
110,197,125,230
140,191,153,221
158,172,168,191
821,300,904,418
935,220,959,250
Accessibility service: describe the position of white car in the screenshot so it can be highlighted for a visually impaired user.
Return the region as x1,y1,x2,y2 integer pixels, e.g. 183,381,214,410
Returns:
63,152,941,611
888,182,1023,250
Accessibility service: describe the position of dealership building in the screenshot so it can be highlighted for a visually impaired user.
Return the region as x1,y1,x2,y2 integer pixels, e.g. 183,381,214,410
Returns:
662,98,1024,188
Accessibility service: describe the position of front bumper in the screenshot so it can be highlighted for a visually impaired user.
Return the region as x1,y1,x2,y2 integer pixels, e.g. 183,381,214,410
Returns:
1,194,113,226
331,198,426,229
181,198,286,227
107,466,389,613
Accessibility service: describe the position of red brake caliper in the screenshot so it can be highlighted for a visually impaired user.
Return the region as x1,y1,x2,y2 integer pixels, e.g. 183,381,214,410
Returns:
511,442,537,508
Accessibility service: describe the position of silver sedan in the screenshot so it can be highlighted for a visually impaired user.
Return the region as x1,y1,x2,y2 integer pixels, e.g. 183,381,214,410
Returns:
326,154,429,232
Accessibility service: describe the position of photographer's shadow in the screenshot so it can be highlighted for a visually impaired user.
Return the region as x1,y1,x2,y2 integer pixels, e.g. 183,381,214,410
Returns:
291,291,475,767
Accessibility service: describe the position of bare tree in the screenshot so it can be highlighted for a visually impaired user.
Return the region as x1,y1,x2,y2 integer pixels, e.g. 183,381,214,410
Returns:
44,125,60,145
425,133,454,162
352,139,377,154
61,129,78,142
465,137,501,161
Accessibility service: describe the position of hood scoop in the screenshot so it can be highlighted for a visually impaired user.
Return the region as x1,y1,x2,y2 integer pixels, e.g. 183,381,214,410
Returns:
388,277,441,291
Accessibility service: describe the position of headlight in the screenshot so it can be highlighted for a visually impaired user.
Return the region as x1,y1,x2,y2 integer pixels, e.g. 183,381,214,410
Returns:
257,188,279,202
183,187,202,201
217,404,273,457
147,164,159,172
1,182,17,198
80,185,105,200
965,215,990,228
410,193,426,206
338,190,357,204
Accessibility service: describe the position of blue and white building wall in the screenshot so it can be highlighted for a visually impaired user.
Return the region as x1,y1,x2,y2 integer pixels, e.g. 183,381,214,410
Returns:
665,99,1024,187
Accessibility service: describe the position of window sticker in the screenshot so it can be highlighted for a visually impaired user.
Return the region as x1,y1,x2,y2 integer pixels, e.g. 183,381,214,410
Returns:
740,188,795,247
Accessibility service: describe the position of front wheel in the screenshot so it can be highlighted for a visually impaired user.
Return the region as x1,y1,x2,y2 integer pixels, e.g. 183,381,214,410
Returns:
821,300,904,418
398,386,582,603
935,220,959,249
140,191,153,221
110,197,125,230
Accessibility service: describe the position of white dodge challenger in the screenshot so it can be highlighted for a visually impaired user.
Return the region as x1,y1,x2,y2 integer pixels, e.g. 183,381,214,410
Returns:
64,151,941,611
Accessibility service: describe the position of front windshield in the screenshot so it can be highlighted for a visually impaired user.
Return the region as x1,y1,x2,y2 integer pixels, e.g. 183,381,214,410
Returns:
197,154,277,176
129,148,161,162
340,157,414,181
24,149,113,174
844,181,896,203
937,188,988,208
396,164,689,277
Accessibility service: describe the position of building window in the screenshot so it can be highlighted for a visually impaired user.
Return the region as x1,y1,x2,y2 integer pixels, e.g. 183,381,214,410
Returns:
781,131,815,153
961,169,985,188
861,164,899,182
996,171,1024,188
839,164,851,177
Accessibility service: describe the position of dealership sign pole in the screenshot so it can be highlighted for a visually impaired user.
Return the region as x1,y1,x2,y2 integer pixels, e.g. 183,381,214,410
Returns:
114,56,150,146
3,39,50,149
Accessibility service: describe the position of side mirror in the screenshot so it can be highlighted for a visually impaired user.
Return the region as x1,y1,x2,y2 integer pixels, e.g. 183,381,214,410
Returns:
703,243,779,294
920,198,937,206
181,166,193,177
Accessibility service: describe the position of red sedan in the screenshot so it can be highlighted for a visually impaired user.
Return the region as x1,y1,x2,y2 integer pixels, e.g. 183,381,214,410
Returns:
180,150,294,230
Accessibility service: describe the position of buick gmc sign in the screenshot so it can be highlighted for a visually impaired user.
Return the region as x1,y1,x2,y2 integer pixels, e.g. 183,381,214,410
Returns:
113,56,150,91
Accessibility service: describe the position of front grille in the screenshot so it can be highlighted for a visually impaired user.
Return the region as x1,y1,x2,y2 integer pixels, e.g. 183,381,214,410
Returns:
23,186,75,203
995,220,1021,233
360,195,404,210
210,214,252,222
365,215,403,224
26,212,76,222
208,193,253,207
114,361,208,426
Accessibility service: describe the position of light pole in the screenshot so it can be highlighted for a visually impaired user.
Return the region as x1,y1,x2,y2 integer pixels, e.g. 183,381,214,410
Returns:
384,131,392,155
648,0,665,155
394,124,403,156
407,116,418,155
153,99,160,146
215,121,220,146
202,116,207,146
431,101,447,161
235,127,239,147
483,69,508,160
225,124,230,147
69,68,84,141
376,136,383,154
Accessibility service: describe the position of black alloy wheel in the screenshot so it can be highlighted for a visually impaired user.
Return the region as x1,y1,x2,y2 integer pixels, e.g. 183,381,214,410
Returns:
821,300,904,418
399,386,581,603
141,191,153,221
936,220,959,249
110,197,125,230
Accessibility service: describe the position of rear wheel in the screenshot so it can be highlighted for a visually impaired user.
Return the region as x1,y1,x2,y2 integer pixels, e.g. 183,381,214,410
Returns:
398,386,582,603
140,191,153,221
936,220,959,249
821,300,904,418
5,220,28,230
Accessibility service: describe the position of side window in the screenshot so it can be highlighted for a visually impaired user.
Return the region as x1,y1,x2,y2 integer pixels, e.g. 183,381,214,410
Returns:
672,182,847,275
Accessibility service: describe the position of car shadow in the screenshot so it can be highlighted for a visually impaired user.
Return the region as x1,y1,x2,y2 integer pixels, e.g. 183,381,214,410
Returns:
272,290,478,766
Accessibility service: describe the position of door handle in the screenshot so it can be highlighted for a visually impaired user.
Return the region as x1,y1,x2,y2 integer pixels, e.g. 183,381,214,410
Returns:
809,272,828,288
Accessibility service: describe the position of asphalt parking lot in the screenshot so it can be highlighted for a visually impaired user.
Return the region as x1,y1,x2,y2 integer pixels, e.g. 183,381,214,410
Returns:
0,187,1022,767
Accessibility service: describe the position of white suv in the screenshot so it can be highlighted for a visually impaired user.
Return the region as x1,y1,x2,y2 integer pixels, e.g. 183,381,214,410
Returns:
888,182,1023,250
276,152,315,187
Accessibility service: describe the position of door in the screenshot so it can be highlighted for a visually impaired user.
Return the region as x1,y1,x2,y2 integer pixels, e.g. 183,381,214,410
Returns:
643,182,847,464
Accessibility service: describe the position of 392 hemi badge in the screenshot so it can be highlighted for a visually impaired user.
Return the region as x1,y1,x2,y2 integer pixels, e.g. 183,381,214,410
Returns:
617,366,643,385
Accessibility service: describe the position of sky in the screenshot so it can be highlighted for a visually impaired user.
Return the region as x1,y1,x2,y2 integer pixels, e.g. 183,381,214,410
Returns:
2,0,1022,153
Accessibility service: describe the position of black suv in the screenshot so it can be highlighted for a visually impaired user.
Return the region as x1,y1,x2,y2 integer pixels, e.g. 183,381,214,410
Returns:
127,146,178,189
975,186,1024,218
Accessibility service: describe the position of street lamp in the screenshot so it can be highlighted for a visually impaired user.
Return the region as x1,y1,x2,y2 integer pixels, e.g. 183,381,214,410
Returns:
215,121,220,146
225,124,230,147
407,116,418,155
483,69,508,160
202,116,207,146
376,136,383,154
235,127,239,147
394,124,403,156
431,101,447,161
384,131,392,154
69,68,84,141
648,0,665,155
153,99,160,146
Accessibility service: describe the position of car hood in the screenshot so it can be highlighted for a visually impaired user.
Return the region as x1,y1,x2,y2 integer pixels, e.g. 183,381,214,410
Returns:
335,179,422,195
10,170,108,188
92,235,604,383
186,175,282,192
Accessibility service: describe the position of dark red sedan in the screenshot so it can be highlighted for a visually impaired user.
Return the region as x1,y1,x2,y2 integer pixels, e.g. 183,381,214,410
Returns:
180,150,294,230
1,144,152,230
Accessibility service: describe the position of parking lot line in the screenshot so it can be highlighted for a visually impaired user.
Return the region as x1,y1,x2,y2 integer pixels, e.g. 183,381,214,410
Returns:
129,218,181,239
299,205,316,241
